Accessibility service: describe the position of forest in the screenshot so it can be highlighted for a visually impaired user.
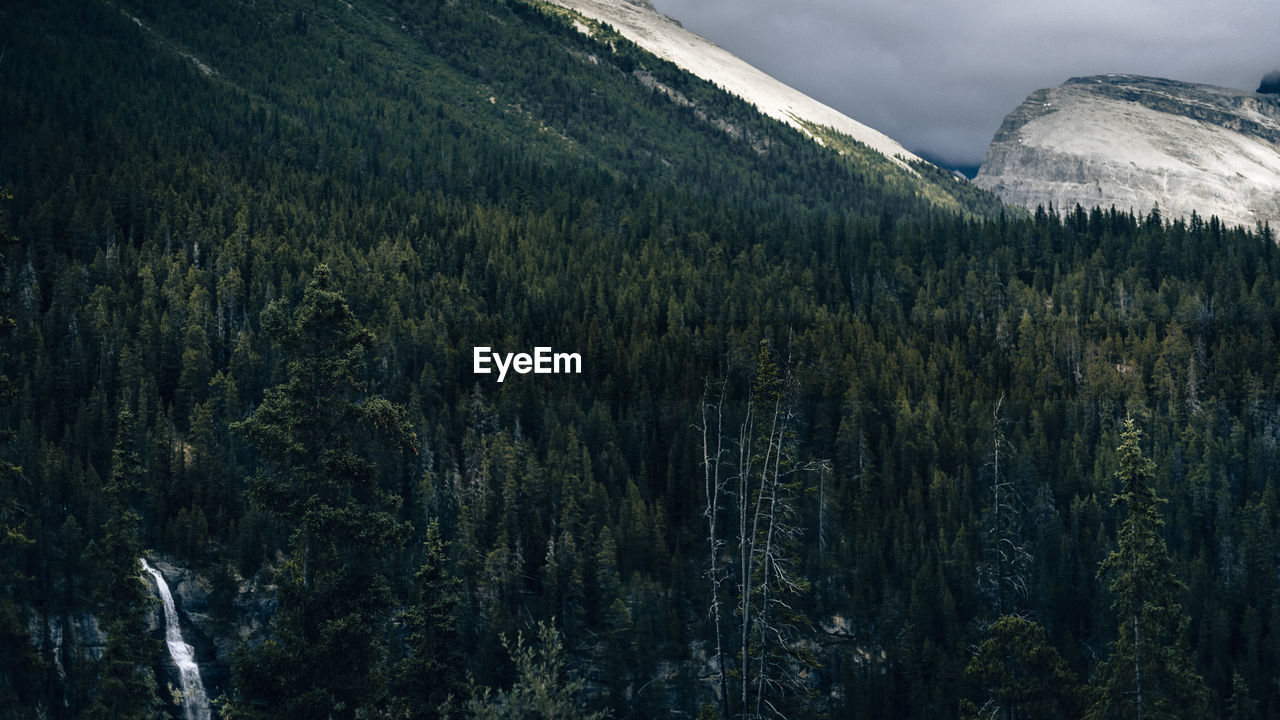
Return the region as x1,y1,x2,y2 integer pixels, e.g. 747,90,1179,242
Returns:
2,0,1279,718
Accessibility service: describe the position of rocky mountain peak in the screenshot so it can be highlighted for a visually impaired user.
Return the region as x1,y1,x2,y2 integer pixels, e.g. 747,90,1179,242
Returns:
975,74,1280,229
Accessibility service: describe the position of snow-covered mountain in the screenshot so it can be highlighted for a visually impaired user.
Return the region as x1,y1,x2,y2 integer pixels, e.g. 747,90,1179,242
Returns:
975,75,1280,230
544,0,923,168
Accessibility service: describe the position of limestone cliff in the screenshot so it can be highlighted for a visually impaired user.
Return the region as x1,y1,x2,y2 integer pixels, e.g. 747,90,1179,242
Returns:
975,75,1280,229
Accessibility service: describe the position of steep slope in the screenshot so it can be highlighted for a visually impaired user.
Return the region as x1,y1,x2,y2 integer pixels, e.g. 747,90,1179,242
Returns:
975,75,1280,229
543,0,923,168
8,2,1280,719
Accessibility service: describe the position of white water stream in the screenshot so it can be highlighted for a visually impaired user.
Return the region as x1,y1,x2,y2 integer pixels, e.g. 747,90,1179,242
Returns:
141,558,210,720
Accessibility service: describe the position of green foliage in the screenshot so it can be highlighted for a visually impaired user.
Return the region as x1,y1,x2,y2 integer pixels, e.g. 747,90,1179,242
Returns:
697,703,725,720
961,615,1082,720
3,0,1280,717
86,410,162,720
229,266,412,719
1087,420,1210,720
444,621,606,720
1226,672,1258,720
392,519,465,720
0,283,43,715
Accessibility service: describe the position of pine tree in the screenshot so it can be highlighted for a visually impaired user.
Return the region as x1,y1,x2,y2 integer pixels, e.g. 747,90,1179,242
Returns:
229,265,413,719
1087,419,1210,720
1226,672,1257,720
721,340,820,720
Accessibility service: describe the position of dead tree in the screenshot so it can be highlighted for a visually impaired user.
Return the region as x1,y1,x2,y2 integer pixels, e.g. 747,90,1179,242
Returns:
702,341,822,719
977,394,1031,621
700,381,731,720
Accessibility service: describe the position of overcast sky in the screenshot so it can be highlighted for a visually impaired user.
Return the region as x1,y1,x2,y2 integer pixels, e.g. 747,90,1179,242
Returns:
648,0,1278,169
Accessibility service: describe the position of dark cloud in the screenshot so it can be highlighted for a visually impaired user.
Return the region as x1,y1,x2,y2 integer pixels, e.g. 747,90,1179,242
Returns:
649,0,1278,168
1261,71,1280,94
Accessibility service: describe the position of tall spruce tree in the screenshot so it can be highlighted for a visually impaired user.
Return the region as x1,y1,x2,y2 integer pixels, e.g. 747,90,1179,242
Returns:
229,266,412,719
1087,419,1209,720
392,519,464,719
0,298,43,718
86,409,161,720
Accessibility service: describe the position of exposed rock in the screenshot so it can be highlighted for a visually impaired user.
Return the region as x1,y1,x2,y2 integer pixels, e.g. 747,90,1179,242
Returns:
27,557,277,710
975,75,1280,229
546,0,922,168
25,609,109,712
139,555,277,702
27,611,107,672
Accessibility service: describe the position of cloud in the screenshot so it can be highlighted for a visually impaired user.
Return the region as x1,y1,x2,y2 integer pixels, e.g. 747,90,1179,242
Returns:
650,0,1279,167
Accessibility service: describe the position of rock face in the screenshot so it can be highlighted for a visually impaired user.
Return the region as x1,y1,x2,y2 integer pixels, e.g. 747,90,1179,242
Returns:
27,556,277,713
974,75,1280,229
140,557,277,703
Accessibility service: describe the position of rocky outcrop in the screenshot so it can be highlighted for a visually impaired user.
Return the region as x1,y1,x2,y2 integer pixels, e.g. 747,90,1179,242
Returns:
140,557,276,702
975,75,1280,229
27,557,276,712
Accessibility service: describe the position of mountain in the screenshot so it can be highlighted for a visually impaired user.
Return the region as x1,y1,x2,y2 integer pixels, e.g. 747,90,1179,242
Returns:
7,2,1280,720
543,0,922,168
975,74,1280,229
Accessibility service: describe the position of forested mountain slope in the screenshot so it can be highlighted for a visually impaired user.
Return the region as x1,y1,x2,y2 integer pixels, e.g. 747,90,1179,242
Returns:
2,1,1280,719
542,0,924,168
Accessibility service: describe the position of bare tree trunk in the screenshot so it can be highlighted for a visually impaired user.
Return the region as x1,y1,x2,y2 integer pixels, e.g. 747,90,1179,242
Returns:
980,393,1030,621
1135,610,1143,720
706,345,822,719
755,405,783,719
738,398,755,719
701,385,731,719
993,394,1004,616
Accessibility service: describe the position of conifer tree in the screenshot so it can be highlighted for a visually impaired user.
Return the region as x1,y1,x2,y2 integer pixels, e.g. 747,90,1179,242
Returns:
393,519,464,720
0,299,43,717
86,409,161,720
961,615,1082,720
445,621,605,720
1087,419,1209,720
230,265,413,719
720,340,819,720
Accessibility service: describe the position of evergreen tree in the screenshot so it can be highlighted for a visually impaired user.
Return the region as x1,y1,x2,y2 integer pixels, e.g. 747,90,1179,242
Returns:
0,302,44,717
728,341,820,719
1087,419,1210,720
393,519,465,720
86,409,162,720
445,621,606,720
961,615,1082,720
977,395,1030,620
229,266,413,719
1226,672,1257,720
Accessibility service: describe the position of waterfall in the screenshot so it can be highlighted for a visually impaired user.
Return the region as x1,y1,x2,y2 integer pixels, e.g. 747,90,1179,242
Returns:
141,559,211,720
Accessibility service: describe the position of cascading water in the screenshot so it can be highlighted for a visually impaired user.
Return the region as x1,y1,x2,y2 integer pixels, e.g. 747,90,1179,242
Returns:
141,558,211,720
